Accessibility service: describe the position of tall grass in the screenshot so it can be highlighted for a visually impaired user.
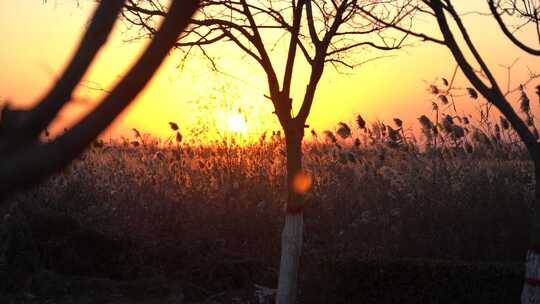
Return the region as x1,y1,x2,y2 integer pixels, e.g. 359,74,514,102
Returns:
15,112,533,280
3,76,537,303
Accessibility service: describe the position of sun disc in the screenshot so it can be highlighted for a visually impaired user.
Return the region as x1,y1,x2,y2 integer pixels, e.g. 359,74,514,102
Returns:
228,113,247,133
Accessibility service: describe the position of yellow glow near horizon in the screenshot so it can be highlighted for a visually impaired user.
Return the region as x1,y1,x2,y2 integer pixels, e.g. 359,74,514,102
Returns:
1,1,540,144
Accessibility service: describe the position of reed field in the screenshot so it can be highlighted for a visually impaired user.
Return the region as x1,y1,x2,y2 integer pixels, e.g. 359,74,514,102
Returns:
0,112,533,303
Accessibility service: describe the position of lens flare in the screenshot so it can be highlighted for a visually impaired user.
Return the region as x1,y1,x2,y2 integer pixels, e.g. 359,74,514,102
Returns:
292,171,312,194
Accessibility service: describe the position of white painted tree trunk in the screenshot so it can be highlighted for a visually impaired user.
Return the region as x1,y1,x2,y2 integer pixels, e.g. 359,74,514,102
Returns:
276,213,303,304
523,168,540,304
523,250,540,303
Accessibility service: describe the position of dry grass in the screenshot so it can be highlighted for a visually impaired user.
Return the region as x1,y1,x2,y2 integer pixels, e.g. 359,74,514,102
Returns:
2,113,535,302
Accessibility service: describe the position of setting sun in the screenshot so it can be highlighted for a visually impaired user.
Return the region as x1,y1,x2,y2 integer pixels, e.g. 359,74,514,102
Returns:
4,1,540,303
227,112,247,133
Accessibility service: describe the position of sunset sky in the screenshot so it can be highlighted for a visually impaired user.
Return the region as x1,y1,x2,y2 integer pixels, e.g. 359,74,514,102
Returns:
1,1,539,142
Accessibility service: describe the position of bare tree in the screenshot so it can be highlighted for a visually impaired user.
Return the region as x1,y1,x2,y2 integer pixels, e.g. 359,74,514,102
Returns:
489,0,540,55
0,0,198,197
361,1,540,303
122,1,406,303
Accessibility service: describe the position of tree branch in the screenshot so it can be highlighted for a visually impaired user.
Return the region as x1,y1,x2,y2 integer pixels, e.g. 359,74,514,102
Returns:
489,0,540,55
0,0,125,146
0,0,199,195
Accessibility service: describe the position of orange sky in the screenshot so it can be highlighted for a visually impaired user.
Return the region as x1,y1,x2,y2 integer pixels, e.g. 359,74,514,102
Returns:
1,1,539,142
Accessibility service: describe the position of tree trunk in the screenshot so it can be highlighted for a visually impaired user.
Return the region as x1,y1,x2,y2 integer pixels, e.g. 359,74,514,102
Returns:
523,158,540,304
276,125,304,304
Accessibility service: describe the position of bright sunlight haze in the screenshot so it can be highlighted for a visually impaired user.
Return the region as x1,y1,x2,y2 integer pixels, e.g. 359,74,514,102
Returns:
1,1,539,142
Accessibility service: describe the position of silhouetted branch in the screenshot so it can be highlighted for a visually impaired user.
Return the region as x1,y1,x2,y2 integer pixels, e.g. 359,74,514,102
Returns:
0,0,125,149
363,0,538,156
0,0,199,196
123,0,407,128
431,0,537,153
489,0,540,55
